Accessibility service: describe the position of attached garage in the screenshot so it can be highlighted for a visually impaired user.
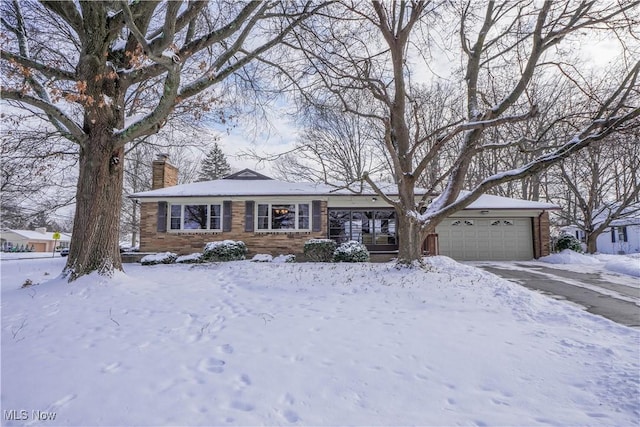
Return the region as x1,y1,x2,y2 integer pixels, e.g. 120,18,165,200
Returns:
437,217,533,261
433,193,559,261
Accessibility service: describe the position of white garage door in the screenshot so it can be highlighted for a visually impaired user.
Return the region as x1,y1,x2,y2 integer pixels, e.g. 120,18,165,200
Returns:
436,218,533,261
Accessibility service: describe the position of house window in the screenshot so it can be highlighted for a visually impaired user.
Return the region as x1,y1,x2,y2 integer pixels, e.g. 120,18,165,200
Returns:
328,209,397,246
618,226,628,243
491,219,514,226
184,205,208,229
256,203,310,231
170,205,181,230
298,204,310,229
169,204,223,231
452,219,474,226
210,204,222,230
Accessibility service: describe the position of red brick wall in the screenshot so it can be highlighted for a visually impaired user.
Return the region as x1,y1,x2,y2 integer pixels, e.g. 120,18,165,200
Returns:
533,211,551,258
140,201,328,256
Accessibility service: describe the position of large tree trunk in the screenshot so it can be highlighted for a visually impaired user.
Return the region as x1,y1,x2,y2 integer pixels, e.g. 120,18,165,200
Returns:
396,211,427,265
64,138,124,280
585,233,598,254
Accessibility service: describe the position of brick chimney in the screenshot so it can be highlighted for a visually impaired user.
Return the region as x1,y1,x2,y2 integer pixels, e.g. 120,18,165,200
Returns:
152,154,178,189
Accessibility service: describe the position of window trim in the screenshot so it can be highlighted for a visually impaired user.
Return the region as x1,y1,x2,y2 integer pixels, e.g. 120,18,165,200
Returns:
255,202,312,232
168,203,224,232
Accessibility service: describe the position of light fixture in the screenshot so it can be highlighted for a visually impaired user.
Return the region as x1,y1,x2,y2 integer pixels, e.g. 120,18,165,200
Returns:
480,210,489,215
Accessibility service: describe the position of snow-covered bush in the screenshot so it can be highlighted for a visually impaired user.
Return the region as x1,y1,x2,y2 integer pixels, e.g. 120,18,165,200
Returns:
251,254,273,262
333,240,370,263
273,254,296,263
555,234,582,253
304,239,336,262
203,240,248,262
141,252,177,265
176,253,203,264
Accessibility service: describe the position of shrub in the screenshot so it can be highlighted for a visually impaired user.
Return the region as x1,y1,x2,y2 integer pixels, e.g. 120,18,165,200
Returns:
333,240,370,263
304,239,337,262
176,253,203,264
141,252,177,265
273,254,296,263
251,254,273,262
203,240,248,262
555,234,583,253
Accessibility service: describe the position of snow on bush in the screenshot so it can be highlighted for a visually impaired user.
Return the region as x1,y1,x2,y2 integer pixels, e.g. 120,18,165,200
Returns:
539,249,597,265
304,239,336,262
140,252,177,265
273,254,296,263
251,254,273,263
555,234,583,253
203,240,248,262
333,240,370,263
176,253,203,264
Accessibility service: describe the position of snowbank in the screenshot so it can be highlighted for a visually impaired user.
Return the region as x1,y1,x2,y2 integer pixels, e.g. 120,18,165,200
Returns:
539,249,600,265
541,250,640,277
603,257,640,278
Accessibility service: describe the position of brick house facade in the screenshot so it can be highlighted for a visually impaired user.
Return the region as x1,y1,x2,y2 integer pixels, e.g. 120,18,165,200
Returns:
134,156,556,260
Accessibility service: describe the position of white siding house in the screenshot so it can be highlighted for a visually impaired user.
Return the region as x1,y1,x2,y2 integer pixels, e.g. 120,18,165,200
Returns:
595,219,640,255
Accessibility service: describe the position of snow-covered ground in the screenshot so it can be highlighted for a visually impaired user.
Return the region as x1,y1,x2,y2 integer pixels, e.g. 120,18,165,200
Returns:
540,249,640,279
1,256,639,426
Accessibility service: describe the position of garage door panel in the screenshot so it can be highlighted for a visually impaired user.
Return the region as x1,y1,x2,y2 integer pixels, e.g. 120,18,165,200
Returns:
436,217,533,261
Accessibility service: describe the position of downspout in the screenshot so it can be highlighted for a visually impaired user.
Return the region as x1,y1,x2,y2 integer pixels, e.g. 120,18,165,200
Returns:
537,211,545,258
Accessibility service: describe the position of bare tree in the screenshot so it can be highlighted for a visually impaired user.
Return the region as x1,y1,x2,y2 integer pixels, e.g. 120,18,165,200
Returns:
1,110,77,228
552,132,640,253
285,0,639,264
1,0,327,279
273,100,389,187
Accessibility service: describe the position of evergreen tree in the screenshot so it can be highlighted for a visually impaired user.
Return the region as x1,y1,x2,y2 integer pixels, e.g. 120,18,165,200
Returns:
198,143,232,181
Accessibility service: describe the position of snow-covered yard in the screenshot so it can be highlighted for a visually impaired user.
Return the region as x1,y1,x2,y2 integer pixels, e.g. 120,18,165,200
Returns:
1,256,638,426
540,249,640,279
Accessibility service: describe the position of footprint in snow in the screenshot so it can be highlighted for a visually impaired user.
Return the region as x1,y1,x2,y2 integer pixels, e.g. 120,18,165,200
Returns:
230,401,254,412
218,344,234,354
282,409,300,423
198,357,225,374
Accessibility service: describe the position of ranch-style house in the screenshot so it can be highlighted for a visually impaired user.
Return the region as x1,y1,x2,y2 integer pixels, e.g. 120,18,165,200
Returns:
131,155,558,261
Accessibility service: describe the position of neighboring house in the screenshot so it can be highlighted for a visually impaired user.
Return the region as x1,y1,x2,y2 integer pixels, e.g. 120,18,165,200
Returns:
560,206,640,255
0,228,71,252
593,217,640,255
594,204,640,255
131,156,558,261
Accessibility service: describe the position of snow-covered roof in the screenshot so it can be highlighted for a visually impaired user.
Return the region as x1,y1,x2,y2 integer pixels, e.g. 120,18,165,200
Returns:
3,229,71,241
131,170,558,211
593,203,640,226
132,178,337,198
608,217,640,226
463,193,559,210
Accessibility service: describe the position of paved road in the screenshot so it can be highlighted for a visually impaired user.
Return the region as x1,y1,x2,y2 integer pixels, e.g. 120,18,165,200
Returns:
478,263,640,328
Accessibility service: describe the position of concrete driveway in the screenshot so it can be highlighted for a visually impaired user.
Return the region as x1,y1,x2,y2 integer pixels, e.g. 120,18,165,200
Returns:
472,261,640,328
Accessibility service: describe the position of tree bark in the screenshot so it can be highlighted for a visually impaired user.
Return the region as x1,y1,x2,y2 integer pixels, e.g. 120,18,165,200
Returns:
64,138,124,280
585,233,598,254
396,210,428,264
